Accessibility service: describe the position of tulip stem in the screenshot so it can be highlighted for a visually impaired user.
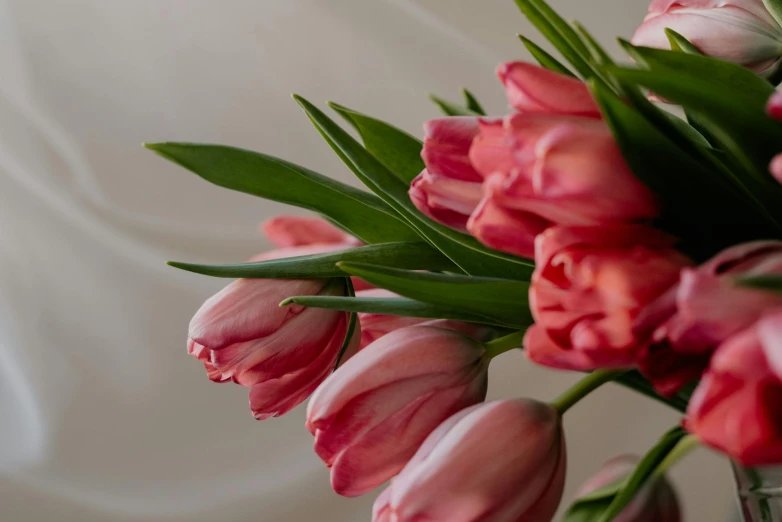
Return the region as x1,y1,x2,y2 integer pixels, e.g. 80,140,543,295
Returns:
552,370,627,415
484,330,527,359
655,434,699,476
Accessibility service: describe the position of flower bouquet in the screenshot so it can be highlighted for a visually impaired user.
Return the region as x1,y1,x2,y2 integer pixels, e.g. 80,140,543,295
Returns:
148,0,782,520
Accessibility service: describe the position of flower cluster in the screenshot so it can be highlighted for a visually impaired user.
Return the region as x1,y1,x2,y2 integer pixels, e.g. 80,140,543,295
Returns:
165,0,782,520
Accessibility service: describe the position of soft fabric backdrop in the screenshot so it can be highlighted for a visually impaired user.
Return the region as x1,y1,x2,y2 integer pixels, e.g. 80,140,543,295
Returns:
0,0,734,520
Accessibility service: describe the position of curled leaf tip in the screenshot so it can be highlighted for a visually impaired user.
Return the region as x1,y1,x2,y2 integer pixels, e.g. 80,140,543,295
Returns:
279,297,295,307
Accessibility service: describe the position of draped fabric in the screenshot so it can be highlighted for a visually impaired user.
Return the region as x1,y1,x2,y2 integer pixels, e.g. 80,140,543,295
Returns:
0,0,732,520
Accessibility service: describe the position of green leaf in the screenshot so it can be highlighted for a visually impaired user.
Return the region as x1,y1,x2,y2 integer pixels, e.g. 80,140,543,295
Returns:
328,102,424,183
513,0,592,78
598,427,688,522
572,21,614,67
144,143,420,245
292,95,536,280
519,36,577,77
763,0,782,27
591,81,779,259
334,278,357,369
280,295,522,328
428,93,480,116
167,242,457,278
613,45,782,191
664,28,700,55
738,274,782,293
564,479,625,522
462,89,486,115
337,262,532,326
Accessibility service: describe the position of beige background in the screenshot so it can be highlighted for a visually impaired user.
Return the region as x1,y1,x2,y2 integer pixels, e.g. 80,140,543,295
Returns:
0,0,734,520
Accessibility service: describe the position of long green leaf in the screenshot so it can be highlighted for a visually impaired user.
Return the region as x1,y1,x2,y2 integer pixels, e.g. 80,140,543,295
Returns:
167,242,456,278
292,95,535,280
763,0,782,26
338,262,532,326
144,143,419,244
591,81,779,259
334,278,357,369
598,427,688,522
519,36,576,77
462,89,486,115
329,102,424,183
564,479,625,522
280,295,523,328
428,94,481,116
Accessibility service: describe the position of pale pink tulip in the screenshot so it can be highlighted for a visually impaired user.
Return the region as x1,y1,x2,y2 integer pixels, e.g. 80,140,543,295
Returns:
188,277,354,419
374,399,566,522
410,117,485,231
306,326,489,497
497,62,601,117
467,114,659,258
767,92,782,183
262,215,359,248
576,455,681,522
632,0,782,75
686,310,782,466
526,225,690,371
636,241,782,395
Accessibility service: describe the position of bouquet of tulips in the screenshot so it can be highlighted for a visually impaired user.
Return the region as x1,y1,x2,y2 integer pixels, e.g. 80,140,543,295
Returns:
149,0,782,520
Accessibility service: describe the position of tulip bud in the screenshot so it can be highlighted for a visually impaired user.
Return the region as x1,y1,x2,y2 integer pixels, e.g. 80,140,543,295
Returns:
574,455,681,522
373,399,566,522
306,326,489,497
632,0,782,75
261,215,359,248
497,62,601,117
188,277,353,419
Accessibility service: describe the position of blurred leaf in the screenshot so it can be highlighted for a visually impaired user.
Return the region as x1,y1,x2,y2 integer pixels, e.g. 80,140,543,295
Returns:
598,427,688,522
519,35,577,77
334,278,357,369
738,274,782,293
338,262,532,326
428,93,481,116
573,21,613,66
591,81,778,259
564,479,625,522
293,95,535,280
329,102,424,183
664,28,700,55
462,88,486,115
145,143,420,245
167,242,457,278
281,295,523,328
763,0,782,26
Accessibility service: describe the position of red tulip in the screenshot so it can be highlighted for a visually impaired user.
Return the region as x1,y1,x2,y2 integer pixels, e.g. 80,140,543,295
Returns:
188,277,355,420
686,310,782,466
636,241,782,395
526,225,690,371
576,455,681,522
467,114,658,258
632,0,782,76
306,326,489,497
373,399,566,522
497,62,601,118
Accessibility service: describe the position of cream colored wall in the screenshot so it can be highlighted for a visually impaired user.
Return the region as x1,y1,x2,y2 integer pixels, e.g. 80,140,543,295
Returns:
0,1,734,520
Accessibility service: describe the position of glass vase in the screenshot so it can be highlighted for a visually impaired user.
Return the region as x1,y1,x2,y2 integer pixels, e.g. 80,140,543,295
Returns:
734,463,782,521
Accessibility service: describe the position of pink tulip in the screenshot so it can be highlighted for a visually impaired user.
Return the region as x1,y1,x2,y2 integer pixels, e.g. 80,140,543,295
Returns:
409,117,485,232
636,241,782,395
576,455,681,522
188,277,355,419
467,114,658,258
686,310,782,466
767,92,782,183
373,399,566,522
262,215,359,248
526,225,690,371
355,289,496,348
306,326,489,497
497,62,601,118
632,0,782,75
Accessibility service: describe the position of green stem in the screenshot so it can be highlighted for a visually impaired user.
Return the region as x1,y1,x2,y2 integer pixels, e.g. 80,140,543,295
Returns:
484,330,527,359
655,434,699,476
552,370,627,415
